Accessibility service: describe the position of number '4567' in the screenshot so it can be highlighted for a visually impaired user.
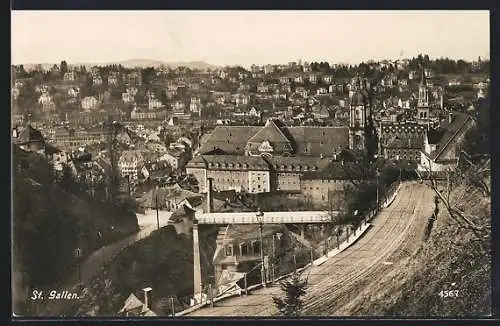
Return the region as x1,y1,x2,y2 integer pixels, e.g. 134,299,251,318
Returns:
439,290,459,298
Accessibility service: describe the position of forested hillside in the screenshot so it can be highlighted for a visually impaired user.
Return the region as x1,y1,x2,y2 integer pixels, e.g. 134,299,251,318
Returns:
12,145,139,315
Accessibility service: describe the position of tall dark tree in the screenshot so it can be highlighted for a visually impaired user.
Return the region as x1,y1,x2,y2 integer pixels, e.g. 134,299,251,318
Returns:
272,272,308,317
60,60,69,75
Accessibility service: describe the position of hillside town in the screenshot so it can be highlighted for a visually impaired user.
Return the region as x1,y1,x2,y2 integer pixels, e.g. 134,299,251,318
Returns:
12,56,490,208
12,55,491,319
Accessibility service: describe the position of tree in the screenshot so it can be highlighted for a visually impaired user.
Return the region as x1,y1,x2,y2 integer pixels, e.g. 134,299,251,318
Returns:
60,60,68,75
272,272,308,317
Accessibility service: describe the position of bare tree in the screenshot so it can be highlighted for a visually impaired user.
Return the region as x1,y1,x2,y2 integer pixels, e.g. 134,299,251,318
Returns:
422,157,490,254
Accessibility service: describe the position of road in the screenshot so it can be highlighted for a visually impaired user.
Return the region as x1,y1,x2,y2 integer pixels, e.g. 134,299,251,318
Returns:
39,210,172,316
186,181,434,317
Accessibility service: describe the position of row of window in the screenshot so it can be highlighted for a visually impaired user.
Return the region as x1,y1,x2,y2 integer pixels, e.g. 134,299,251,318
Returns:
225,241,261,257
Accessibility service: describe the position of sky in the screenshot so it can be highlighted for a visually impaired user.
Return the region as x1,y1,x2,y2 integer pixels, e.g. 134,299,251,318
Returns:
11,10,490,67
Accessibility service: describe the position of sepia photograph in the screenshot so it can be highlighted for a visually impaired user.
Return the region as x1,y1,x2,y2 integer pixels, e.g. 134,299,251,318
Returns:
11,10,491,318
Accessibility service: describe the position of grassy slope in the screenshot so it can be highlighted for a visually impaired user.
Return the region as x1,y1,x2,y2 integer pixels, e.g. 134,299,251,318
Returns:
69,225,219,316
339,181,491,317
12,148,139,315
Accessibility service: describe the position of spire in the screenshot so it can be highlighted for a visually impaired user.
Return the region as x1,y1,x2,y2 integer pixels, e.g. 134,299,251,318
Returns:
420,69,426,87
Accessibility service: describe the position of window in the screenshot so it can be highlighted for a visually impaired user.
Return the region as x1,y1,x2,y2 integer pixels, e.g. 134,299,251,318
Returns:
225,245,233,256
253,241,261,255
240,243,248,255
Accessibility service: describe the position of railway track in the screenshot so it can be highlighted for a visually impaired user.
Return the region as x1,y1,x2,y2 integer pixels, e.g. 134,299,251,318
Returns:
186,182,434,317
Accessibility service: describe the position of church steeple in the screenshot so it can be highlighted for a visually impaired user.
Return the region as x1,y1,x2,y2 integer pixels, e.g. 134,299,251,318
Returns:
416,68,430,126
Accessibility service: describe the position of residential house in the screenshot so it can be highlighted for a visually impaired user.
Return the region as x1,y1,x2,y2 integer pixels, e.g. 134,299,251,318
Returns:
295,87,308,98
64,71,76,81
238,71,249,80
322,75,334,84
122,92,135,103
294,75,304,84
316,87,328,95
218,70,228,79
233,93,250,107
148,97,163,110
408,71,417,80
279,76,291,85
92,75,103,86
140,160,171,183
424,68,435,78
125,71,142,86
398,79,409,87
250,64,261,74
68,87,80,98
264,65,275,75
118,150,145,181
108,73,119,86
213,224,291,293
302,63,311,73
308,74,318,84
81,96,99,111
257,83,269,93
161,147,191,170
312,106,330,119
127,86,138,96
173,100,186,112
398,98,411,109
38,93,56,112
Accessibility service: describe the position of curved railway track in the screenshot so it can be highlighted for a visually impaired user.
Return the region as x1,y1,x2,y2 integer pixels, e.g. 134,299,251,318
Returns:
186,181,434,317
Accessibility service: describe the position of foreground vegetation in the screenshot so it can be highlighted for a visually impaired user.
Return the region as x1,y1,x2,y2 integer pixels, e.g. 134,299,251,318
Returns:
12,146,139,315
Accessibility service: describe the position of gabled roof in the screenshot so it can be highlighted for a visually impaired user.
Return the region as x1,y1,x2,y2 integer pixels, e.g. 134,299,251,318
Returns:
198,126,261,154
118,293,144,314
426,112,474,161
288,126,349,156
15,125,45,144
247,119,292,145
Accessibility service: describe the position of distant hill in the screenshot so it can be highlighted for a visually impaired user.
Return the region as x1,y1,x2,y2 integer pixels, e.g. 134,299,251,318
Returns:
21,60,219,71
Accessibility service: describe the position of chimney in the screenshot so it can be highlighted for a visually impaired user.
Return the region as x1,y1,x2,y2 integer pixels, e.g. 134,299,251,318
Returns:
142,287,152,310
192,222,203,301
207,177,214,213
448,112,453,124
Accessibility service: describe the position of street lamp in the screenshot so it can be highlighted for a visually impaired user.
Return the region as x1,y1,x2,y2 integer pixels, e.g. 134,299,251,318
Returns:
375,168,380,211
256,209,266,287
73,247,83,283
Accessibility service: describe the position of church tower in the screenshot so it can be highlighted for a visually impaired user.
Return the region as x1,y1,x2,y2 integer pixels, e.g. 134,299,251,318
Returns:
416,70,430,126
348,77,376,158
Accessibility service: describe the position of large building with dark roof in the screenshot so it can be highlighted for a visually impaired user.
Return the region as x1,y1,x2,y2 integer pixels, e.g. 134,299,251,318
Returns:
188,78,377,195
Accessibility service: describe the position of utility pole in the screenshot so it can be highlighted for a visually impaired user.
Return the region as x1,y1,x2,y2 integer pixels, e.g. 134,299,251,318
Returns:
244,273,248,296
170,297,175,317
155,188,160,230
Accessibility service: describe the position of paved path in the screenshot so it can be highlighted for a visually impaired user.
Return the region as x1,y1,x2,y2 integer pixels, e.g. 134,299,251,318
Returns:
186,182,434,317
